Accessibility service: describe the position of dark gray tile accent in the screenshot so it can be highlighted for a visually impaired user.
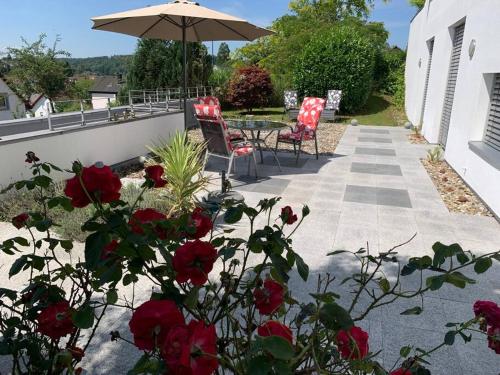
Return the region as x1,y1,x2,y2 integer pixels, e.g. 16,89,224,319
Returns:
231,176,290,195
350,162,402,176
344,185,412,208
355,147,397,156
262,155,308,168
358,137,393,144
360,129,390,134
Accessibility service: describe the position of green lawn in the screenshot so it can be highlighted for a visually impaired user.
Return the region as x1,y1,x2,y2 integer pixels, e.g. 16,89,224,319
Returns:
222,94,406,126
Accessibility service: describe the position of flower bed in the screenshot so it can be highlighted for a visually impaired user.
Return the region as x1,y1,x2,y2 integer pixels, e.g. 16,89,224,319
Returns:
422,159,493,217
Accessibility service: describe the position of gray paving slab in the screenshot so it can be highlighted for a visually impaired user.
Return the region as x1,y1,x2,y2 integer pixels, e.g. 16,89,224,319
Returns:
358,136,393,143
351,162,403,176
355,147,397,156
344,185,412,208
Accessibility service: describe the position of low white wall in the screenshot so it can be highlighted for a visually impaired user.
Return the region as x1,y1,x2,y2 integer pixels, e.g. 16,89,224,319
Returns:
0,112,184,187
406,0,500,217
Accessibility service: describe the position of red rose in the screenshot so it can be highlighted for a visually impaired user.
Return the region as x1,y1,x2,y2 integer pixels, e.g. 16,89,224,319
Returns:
173,240,217,286
25,151,40,163
12,213,29,229
390,369,412,375
162,324,191,371
187,208,213,239
164,320,218,375
280,206,298,225
336,326,369,360
129,300,185,351
487,325,500,354
129,208,169,239
473,300,500,328
253,279,284,315
101,240,119,260
145,165,167,188
37,301,75,340
64,165,121,208
258,321,293,345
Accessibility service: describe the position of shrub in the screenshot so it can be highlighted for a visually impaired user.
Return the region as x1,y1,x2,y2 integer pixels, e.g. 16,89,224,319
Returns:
269,73,293,107
392,66,406,109
293,25,376,113
0,152,499,374
227,66,273,111
208,66,233,107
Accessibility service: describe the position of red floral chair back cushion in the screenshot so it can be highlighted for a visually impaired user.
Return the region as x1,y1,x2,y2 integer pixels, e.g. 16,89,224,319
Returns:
194,104,233,155
297,97,326,132
198,96,221,111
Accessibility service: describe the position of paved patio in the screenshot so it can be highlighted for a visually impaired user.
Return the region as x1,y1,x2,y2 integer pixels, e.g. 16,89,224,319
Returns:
205,124,500,374
0,125,498,374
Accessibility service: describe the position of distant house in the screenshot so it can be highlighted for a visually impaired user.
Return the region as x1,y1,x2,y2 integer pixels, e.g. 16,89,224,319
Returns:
89,75,123,109
25,94,52,118
0,77,26,121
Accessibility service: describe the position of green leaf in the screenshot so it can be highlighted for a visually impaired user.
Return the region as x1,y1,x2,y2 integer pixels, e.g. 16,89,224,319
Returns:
184,287,199,309
400,306,422,315
33,175,52,188
474,257,493,274
247,355,272,375
327,250,349,256
73,304,95,329
432,242,463,267
85,232,109,269
9,256,28,278
399,345,411,358
261,336,294,360
319,303,353,330
426,275,445,291
444,272,476,289
379,278,390,293
224,206,243,224
106,289,118,304
444,331,456,346
456,252,470,265
211,237,225,247
295,253,309,282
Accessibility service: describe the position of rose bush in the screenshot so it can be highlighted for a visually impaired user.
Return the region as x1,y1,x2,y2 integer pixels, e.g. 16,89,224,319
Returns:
0,151,499,375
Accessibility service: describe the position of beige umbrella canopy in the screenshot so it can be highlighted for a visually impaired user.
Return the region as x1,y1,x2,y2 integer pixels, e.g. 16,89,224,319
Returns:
92,0,274,126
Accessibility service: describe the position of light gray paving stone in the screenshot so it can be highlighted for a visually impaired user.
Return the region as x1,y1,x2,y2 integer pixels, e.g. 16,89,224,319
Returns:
351,162,403,176
355,147,397,156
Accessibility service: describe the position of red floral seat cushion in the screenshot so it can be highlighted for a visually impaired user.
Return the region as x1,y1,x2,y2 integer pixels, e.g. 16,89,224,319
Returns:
232,142,254,156
195,100,242,141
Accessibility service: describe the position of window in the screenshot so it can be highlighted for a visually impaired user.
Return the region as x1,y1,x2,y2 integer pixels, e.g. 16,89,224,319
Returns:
484,73,500,152
0,93,9,111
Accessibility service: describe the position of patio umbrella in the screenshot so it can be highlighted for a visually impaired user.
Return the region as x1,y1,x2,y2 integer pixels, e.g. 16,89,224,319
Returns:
91,0,274,127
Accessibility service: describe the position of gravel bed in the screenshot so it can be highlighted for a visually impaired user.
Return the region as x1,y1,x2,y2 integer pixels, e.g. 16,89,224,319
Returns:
408,134,428,144
187,122,348,156
421,159,493,217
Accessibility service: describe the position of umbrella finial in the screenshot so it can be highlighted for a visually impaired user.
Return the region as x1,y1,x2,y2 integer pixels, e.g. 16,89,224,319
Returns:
171,0,200,5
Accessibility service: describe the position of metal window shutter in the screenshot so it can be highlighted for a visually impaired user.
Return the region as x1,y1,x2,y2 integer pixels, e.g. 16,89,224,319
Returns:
485,74,500,151
439,23,465,148
420,39,435,125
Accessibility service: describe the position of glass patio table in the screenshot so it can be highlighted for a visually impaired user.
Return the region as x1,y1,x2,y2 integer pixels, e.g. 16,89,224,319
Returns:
225,119,289,171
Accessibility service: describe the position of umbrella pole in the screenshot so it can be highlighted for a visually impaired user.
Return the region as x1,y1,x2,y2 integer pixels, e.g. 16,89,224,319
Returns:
182,16,188,130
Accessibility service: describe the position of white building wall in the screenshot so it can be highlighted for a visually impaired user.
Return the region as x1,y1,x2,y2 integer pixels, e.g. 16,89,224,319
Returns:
0,79,26,121
406,0,500,217
92,93,117,110
0,112,183,187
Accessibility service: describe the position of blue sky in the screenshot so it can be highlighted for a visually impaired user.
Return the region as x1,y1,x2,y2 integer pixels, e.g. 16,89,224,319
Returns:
0,0,417,58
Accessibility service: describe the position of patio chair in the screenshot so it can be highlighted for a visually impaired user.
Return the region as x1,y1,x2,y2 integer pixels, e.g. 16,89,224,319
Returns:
321,90,342,122
275,97,326,165
197,96,244,142
283,90,300,120
194,104,258,177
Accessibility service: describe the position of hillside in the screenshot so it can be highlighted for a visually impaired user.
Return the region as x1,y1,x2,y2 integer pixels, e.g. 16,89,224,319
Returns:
62,55,132,76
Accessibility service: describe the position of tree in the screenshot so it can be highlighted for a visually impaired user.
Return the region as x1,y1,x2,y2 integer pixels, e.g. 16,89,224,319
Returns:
228,66,273,111
216,43,231,66
409,0,425,9
6,34,70,111
127,39,212,90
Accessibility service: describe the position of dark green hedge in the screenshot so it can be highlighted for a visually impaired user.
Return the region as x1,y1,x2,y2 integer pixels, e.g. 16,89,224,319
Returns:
293,25,376,113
